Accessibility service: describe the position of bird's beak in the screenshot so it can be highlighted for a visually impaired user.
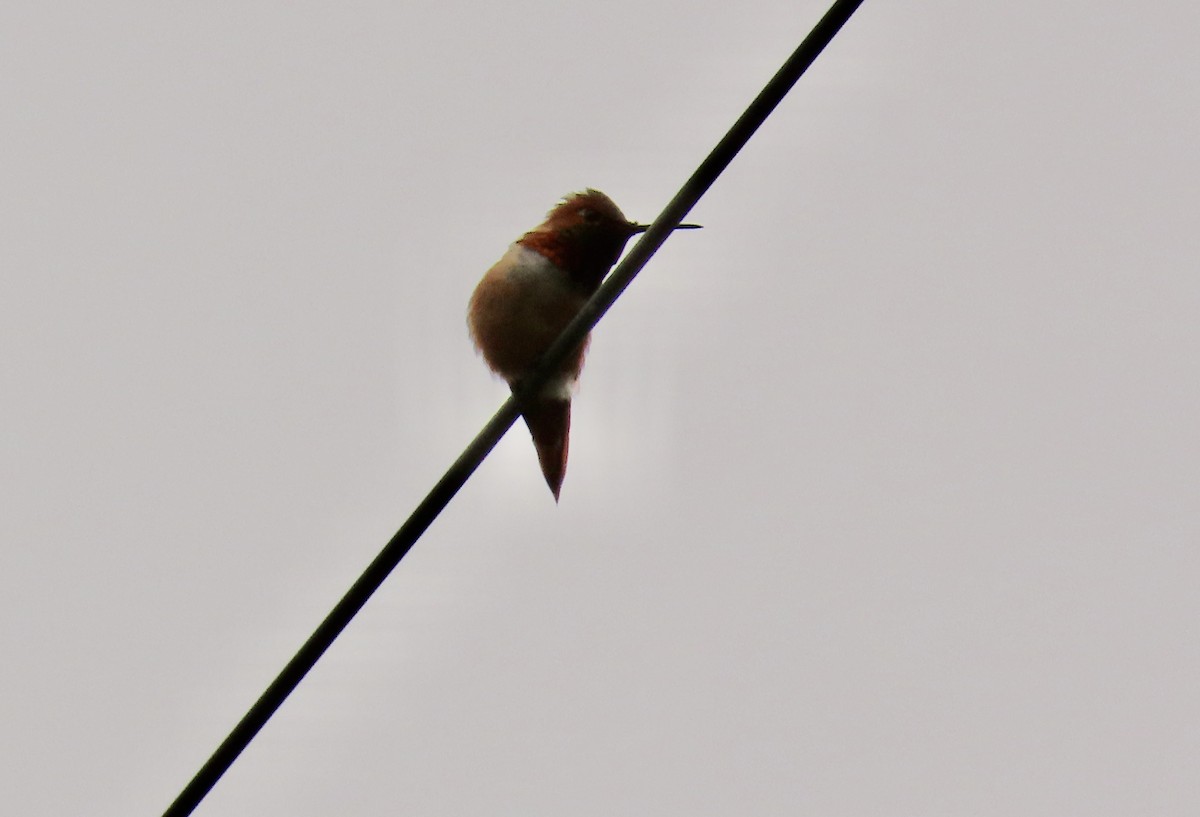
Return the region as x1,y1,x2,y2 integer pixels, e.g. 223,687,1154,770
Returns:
629,221,702,234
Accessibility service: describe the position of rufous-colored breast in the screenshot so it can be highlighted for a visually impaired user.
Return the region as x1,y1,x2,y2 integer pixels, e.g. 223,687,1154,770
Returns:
467,244,590,395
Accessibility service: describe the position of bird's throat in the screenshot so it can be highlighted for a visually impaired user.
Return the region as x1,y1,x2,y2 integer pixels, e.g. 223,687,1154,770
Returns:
517,230,621,294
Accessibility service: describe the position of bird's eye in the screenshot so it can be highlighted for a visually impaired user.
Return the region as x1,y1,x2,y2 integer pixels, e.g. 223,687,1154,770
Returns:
579,207,600,223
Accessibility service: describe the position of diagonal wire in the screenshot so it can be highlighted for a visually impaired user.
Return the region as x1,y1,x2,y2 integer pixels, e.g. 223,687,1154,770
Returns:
162,1,866,814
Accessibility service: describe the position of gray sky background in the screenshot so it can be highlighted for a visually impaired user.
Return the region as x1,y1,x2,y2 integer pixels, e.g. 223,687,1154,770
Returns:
3,2,1198,815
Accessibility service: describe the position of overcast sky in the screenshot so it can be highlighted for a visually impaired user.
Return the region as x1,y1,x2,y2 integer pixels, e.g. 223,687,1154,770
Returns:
4,1,1199,815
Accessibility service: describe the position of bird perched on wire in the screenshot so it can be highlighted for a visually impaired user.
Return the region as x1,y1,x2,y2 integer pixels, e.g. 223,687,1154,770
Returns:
468,189,699,500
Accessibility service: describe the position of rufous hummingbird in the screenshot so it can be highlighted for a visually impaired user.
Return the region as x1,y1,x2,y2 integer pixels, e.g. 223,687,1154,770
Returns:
468,189,699,500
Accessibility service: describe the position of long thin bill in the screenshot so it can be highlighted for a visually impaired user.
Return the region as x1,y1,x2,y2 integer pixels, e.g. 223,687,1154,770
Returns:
630,222,703,233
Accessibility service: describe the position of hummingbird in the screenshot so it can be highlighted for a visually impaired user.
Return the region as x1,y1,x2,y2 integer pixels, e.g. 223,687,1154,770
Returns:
468,189,699,500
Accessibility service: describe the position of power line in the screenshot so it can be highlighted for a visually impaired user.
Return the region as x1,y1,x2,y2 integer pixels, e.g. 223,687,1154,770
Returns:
161,1,866,814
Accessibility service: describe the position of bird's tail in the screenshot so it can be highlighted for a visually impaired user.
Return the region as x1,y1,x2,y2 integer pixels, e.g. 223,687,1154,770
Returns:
521,397,571,501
